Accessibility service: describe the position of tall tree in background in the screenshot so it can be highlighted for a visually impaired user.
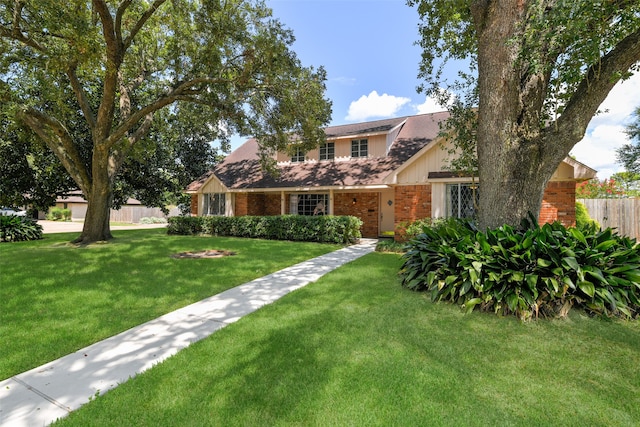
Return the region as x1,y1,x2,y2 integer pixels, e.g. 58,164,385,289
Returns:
410,0,640,229
0,112,77,212
618,106,640,174
0,0,331,244
1,90,221,215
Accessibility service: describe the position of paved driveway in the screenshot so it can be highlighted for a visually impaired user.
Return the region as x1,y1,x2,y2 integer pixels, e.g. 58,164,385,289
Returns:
38,220,167,234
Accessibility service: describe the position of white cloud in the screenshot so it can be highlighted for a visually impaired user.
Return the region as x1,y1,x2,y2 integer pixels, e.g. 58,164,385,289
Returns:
570,73,640,178
345,91,410,121
415,96,445,114
414,89,455,114
331,76,357,86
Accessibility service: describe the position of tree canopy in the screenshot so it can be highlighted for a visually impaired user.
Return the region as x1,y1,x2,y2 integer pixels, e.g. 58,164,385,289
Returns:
618,106,640,174
0,0,331,243
410,0,640,229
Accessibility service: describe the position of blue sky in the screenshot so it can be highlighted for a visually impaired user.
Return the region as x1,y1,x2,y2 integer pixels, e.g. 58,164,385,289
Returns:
231,0,640,179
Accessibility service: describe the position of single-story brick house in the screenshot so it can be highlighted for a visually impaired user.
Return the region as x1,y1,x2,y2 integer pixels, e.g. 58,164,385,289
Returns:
186,112,596,239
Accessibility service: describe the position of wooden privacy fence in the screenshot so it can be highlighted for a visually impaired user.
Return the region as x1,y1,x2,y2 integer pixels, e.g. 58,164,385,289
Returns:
578,198,639,239
109,206,181,223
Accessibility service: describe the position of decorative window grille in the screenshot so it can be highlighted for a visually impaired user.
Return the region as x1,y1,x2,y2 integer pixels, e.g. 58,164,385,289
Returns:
351,139,368,158
320,142,335,160
447,183,479,219
291,147,305,163
203,193,226,216
289,193,328,216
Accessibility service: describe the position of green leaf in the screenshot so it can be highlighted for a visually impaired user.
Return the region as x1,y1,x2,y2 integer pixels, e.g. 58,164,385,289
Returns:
564,276,576,290
460,280,471,296
469,268,479,285
569,227,587,246
595,240,617,252
578,281,595,298
622,270,640,283
584,267,607,285
463,298,482,314
506,292,519,312
471,261,482,273
537,258,553,268
562,256,580,272
510,271,524,282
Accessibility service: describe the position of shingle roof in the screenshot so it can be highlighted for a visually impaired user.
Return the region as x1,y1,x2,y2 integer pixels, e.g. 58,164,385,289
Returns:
187,112,449,192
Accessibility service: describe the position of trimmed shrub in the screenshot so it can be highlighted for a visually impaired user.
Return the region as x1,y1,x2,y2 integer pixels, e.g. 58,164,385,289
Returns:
375,239,406,253
167,216,203,235
167,215,362,244
575,201,600,230
140,217,167,224
46,207,71,221
0,215,43,242
400,217,640,320
396,217,448,242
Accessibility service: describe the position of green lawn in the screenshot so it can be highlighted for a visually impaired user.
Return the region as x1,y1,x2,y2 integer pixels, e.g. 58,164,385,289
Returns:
51,252,640,427
0,229,340,379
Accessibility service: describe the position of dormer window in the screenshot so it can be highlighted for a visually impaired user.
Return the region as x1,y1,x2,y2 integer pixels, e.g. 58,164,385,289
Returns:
291,147,305,163
320,142,335,161
351,139,368,158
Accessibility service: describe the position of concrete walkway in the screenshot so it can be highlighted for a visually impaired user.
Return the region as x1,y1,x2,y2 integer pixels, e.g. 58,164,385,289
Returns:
0,239,377,427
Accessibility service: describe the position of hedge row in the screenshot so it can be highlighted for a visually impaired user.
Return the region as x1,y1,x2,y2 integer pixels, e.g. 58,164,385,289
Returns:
167,215,363,244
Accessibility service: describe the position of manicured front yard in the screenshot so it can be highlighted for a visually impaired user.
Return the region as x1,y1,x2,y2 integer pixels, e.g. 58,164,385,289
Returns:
51,253,640,426
0,229,340,379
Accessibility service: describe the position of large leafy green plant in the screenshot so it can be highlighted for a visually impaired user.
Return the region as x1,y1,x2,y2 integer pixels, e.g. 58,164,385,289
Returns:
400,217,640,320
0,216,43,242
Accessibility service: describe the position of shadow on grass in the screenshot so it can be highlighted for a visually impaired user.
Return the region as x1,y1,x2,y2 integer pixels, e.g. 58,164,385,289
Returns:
49,253,640,426
0,229,341,380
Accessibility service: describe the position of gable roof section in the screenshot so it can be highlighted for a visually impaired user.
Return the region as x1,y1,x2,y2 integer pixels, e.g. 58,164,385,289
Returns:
324,116,408,138
188,112,449,192
562,156,597,181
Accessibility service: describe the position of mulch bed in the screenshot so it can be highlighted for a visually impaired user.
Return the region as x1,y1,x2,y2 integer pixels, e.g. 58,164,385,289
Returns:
171,250,237,259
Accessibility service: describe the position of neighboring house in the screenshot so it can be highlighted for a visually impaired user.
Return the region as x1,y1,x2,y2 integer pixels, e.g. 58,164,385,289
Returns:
54,191,176,223
186,112,597,239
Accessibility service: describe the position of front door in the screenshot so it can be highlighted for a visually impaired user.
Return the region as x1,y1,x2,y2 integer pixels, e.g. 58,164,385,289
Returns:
379,189,395,236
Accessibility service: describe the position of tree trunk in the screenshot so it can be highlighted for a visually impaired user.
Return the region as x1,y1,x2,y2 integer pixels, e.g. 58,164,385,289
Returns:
476,138,558,230
74,182,113,244
473,0,558,230
73,149,114,244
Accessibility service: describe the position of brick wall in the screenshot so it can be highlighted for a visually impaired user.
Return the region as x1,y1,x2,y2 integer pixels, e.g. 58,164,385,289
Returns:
334,192,379,237
540,181,576,227
247,193,267,216
394,185,432,239
235,193,249,216
264,193,282,215
190,194,198,216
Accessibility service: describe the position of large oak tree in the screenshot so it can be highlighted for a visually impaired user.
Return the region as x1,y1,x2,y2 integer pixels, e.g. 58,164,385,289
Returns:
0,0,331,244
410,0,640,229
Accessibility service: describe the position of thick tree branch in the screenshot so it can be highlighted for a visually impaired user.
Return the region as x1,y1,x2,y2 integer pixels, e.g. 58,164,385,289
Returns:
555,27,640,146
92,0,119,62
17,108,92,196
115,0,132,46
103,76,231,149
108,112,155,180
67,64,97,131
0,0,46,52
104,95,176,149
121,0,166,52
92,0,122,142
